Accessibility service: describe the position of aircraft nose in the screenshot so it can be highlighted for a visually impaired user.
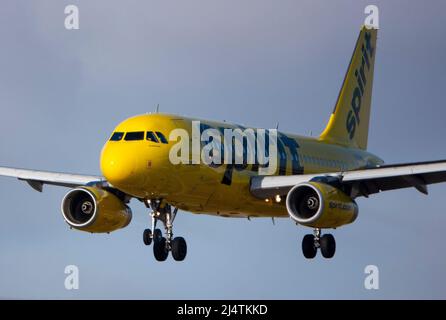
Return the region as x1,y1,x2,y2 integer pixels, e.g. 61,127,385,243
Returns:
100,144,136,186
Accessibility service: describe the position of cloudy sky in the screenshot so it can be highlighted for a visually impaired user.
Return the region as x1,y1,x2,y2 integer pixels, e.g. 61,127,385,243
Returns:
1,0,446,299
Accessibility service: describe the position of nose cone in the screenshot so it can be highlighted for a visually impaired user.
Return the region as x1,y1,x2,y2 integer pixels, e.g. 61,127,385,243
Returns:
100,143,136,187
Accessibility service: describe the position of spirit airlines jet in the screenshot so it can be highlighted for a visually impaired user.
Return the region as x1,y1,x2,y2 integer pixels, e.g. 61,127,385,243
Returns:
1,25,446,261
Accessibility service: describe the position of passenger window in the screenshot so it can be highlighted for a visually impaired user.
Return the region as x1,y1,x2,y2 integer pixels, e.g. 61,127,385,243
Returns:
146,131,159,143
124,132,144,141
110,132,124,141
156,132,168,144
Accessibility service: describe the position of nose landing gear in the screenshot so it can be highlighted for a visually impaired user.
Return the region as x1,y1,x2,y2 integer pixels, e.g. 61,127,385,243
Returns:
142,200,187,262
301,228,336,259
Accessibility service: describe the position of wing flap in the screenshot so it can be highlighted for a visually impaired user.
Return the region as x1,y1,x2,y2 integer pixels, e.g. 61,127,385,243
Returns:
250,160,446,199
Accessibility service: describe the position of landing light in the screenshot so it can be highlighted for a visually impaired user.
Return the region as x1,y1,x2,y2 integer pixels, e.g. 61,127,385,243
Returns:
275,195,282,203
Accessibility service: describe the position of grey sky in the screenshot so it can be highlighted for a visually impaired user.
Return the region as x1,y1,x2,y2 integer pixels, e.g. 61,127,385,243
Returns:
1,0,446,299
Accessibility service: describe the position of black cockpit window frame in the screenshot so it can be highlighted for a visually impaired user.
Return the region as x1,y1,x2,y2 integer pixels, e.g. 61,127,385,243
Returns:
146,131,159,143
110,132,124,141
124,131,145,141
155,132,168,144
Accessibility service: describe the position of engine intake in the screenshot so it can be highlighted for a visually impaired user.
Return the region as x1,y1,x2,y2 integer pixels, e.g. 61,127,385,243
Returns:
286,182,358,228
61,187,132,233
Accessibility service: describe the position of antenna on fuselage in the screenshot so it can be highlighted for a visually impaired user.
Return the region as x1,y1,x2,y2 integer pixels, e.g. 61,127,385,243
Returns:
276,122,279,130
155,104,160,113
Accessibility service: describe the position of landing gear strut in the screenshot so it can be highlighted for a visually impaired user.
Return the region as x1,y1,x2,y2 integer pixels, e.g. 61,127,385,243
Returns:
301,228,336,259
142,200,187,262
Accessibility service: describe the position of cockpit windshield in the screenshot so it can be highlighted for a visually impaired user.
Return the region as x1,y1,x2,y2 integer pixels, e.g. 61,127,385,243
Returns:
124,132,145,141
109,131,168,144
155,132,168,144
146,131,159,143
109,132,124,141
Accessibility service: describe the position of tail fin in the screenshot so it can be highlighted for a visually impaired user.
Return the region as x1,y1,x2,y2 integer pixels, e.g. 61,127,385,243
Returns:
319,25,378,150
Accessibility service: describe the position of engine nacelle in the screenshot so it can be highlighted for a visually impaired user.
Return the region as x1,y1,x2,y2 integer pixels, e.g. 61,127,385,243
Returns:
286,182,358,228
61,187,132,233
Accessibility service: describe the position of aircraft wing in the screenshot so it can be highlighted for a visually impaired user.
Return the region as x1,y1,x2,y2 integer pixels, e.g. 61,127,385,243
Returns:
0,166,107,192
250,160,446,199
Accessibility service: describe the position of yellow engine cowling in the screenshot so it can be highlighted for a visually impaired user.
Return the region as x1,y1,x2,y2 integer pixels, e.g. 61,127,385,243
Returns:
61,187,132,233
286,182,358,228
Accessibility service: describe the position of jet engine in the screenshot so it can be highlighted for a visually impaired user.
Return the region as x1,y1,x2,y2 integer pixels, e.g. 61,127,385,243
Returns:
286,182,358,228
61,187,132,233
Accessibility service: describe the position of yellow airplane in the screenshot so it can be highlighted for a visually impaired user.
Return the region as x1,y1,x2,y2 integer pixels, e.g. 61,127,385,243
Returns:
1,25,446,261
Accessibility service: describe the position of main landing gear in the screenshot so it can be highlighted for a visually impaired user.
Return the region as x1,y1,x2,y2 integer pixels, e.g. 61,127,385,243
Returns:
142,200,187,262
301,228,336,259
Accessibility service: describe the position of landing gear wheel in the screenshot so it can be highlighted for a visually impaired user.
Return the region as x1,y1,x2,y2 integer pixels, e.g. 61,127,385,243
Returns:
143,229,152,246
153,237,169,261
144,200,186,262
320,234,336,259
302,234,317,259
171,237,187,261
153,228,163,242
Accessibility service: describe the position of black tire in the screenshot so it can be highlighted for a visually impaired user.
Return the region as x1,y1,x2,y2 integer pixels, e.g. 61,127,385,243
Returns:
153,229,163,242
302,234,317,259
171,237,187,261
153,237,169,261
143,229,152,246
320,234,336,258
